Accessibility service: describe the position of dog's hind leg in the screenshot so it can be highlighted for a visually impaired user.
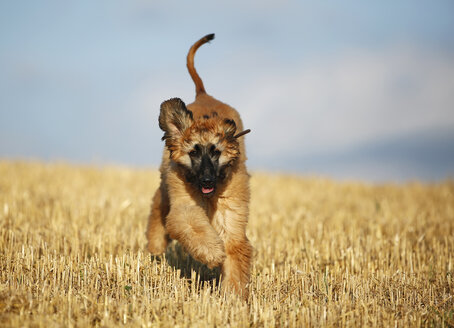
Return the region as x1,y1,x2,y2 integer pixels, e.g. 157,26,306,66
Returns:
146,187,170,255
221,237,253,299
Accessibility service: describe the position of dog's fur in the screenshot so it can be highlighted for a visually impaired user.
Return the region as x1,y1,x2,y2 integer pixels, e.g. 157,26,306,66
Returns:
146,34,253,298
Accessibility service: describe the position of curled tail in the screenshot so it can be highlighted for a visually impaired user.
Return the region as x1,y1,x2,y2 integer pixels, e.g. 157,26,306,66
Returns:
187,33,214,96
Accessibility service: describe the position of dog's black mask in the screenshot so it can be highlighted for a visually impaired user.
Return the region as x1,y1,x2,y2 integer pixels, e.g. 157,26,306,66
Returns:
184,143,226,198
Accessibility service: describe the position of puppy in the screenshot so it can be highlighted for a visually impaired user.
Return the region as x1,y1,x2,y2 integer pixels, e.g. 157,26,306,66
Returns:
146,34,253,298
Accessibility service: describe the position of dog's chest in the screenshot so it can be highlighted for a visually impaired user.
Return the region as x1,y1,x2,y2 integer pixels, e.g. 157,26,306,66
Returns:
208,200,240,240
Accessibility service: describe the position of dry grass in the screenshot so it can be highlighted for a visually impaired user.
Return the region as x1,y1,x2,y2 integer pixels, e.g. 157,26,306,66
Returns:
0,161,453,327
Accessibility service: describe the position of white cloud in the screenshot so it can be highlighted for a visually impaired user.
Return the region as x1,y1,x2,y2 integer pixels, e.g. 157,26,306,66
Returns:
237,45,454,159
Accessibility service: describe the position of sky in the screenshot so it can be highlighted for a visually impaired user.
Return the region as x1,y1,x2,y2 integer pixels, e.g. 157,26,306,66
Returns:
1,1,453,182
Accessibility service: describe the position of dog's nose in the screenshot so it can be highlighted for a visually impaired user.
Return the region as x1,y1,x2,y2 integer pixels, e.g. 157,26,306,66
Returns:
201,176,214,186
199,154,216,186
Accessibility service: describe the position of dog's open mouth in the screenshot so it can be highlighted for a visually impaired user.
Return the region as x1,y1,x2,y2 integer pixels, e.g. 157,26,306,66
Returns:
202,187,214,194
201,186,215,196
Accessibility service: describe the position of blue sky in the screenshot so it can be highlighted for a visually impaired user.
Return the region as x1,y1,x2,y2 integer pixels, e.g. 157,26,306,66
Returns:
1,1,453,181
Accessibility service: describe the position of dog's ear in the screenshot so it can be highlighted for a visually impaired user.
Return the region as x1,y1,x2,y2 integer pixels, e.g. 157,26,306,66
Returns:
222,119,237,138
159,98,193,140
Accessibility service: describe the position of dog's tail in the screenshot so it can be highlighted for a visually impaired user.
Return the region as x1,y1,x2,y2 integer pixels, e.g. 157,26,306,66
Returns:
187,33,214,96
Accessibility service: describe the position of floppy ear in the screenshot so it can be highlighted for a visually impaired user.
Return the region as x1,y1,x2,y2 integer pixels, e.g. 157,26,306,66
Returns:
222,119,237,138
159,98,193,140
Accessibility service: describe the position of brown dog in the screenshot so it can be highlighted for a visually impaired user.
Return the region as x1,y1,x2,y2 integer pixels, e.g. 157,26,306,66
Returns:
146,34,253,298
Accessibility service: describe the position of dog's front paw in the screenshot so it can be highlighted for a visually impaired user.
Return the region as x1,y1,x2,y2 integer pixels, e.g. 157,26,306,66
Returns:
147,236,168,255
205,242,226,269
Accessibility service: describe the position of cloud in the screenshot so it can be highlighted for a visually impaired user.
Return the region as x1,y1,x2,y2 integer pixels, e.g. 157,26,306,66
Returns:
237,45,454,162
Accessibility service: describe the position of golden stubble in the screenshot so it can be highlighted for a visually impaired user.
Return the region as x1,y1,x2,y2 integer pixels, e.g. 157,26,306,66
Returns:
0,161,453,327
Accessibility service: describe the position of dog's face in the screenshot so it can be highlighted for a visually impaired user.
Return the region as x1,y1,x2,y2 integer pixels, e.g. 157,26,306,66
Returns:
159,98,241,197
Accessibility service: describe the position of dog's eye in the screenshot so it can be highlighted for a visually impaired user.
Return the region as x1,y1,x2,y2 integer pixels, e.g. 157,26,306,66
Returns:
210,145,221,157
189,144,201,157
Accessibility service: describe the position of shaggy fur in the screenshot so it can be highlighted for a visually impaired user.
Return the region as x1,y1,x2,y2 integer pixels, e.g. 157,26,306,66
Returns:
146,34,253,298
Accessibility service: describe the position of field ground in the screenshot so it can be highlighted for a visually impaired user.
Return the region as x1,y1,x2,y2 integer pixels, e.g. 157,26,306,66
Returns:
0,161,453,327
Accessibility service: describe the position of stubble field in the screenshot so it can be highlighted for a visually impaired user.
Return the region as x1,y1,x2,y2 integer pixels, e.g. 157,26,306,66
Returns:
0,161,453,327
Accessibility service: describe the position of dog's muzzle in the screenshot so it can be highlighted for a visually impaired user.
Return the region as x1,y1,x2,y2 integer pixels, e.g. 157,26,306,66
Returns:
199,155,216,197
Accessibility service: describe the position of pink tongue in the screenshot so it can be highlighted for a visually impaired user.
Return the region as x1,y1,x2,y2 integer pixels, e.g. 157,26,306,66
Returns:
202,187,214,194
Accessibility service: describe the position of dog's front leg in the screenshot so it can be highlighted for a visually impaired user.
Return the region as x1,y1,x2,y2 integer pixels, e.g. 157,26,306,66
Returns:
166,205,226,268
213,187,253,299
221,237,253,299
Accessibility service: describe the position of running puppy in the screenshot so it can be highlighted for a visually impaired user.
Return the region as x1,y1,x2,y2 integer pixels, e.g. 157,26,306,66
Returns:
146,34,253,298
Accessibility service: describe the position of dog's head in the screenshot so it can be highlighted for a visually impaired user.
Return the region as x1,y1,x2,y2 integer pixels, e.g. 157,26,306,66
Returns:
159,98,249,198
